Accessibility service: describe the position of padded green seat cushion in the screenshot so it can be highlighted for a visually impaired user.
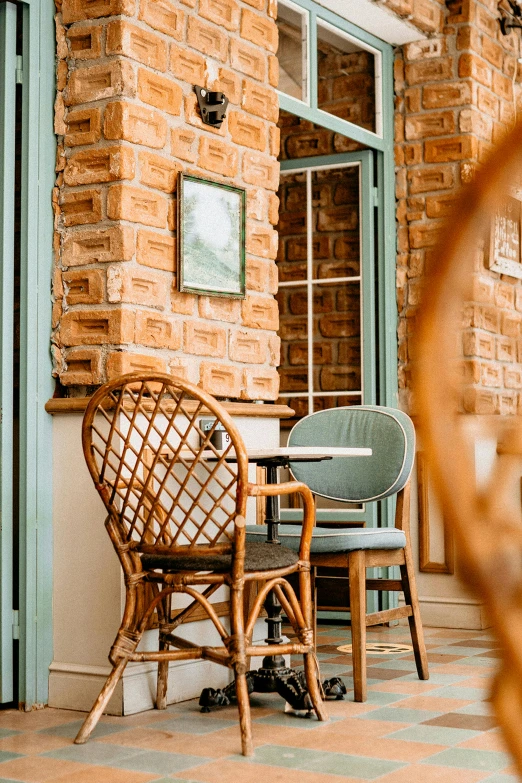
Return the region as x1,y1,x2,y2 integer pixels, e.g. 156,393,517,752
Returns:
141,541,299,573
288,406,415,503
245,525,406,553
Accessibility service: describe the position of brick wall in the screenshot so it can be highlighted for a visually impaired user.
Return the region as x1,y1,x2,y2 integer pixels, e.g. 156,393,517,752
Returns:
394,0,522,414
53,0,281,400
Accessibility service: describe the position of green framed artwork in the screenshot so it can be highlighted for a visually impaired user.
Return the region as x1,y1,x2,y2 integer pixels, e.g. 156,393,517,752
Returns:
178,173,246,298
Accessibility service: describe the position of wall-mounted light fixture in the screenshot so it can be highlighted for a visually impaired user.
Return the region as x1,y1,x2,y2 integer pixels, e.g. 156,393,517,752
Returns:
499,0,522,35
194,86,229,128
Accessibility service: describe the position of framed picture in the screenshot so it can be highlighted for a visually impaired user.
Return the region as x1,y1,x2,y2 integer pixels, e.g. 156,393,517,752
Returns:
178,173,246,298
488,195,522,279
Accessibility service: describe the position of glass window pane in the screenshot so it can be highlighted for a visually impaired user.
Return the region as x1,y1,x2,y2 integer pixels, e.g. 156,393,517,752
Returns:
277,171,307,283
317,21,379,135
277,283,309,394
315,281,361,395
276,1,308,103
312,167,360,279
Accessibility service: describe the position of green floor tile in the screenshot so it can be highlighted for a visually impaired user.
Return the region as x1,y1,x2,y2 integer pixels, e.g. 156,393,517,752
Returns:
364,691,411,706
0,730,19,740
254,713,341,729
239,744,404,779
109,749,209,775
481,775,519,783
154,715,238,734
357,707,441,724
428,646,496,657
456,702,494,716
368,660,418,671
0,778,27,782
44,742,143,765
385,724,480,746
39,720,127,739
427,686,487,701
401,673,466,684
421,748,510,771
0,753,23,765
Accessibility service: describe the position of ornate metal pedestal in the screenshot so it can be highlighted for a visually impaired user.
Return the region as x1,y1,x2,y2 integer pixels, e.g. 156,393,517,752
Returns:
199,457,347,713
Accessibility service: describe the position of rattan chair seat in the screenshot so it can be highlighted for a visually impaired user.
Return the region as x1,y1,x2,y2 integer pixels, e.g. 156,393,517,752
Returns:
141,541,299,573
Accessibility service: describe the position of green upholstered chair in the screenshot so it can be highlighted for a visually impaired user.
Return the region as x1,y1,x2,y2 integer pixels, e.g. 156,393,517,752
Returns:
246,405,429,702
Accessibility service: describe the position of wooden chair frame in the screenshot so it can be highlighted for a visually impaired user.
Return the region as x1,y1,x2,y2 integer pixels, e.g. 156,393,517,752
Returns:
74,372,327,756
309,480,428,702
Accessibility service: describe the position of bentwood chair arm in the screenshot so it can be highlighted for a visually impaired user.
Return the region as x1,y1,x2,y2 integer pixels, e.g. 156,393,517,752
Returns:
247,480,315,561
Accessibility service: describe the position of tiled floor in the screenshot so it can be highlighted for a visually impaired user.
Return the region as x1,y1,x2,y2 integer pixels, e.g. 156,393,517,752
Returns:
0,624,516,782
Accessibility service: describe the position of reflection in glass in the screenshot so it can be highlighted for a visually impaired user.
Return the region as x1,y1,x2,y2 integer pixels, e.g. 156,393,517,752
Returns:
317,21,379,135
314,281,361,395
312,167,360,279
277,284,309,394
277,171,307,283
277,1,308,103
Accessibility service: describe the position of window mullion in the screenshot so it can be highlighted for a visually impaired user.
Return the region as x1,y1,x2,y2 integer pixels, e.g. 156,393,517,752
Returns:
306,168,313,415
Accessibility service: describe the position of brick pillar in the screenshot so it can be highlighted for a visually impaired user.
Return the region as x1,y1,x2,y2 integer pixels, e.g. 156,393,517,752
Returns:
394,0,522,414
53,0,281,400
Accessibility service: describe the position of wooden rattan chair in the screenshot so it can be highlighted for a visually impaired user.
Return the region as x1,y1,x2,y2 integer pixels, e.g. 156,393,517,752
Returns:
74,372,326,756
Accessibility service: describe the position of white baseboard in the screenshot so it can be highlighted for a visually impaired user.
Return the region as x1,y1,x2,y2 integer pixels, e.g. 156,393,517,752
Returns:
401,595,491,630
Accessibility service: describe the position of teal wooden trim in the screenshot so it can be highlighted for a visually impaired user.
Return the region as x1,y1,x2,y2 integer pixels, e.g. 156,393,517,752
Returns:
308,6,317,111
0,0,17,705
18,0,55,707
286,0,392,52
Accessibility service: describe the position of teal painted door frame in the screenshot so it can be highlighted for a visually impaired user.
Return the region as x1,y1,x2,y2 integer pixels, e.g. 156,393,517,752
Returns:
0,0,55,707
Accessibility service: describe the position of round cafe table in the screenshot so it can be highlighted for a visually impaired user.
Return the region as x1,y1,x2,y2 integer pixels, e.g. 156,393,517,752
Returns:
199,445,372,713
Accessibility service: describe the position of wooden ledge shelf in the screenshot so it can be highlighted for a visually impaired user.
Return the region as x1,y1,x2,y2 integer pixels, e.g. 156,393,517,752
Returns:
45,398,295,419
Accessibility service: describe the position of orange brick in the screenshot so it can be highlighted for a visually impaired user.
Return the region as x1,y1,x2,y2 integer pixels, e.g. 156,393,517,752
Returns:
268,192,279,225
171,128,197,162
67,24,102,60
246,224,277,259
199,361,242,397
107,351,167,378
184,320,227,357
268,332,279,365
60,347,104,385
481,35,503,69
138,0,184,39
404,38,446,62
60,308,134,345
458,53,492,88
170,44,206,83
169,357,199,383
269,125,280,157
242,367,279,399
199,0,240,31
106,20,167,71
107,265,168,309
107,184,168,228
137,229,175,272
493,70,513,102
475,4,498,36
242,151,279,190
422,81,471,109
459,108,492,141
268,54,278,88
404,111,455,140
61,0,135,24
242,0,264,8
104,101,167,149
242,79,278,122
242,294,278,329
171,289,196,314
65,108,101,147
198,136,238,177
502,311,522,337
64,145,135,186
198,296,241,323
184,93,227,135
60,189,102,226
240,8,277,53
139,151,180,192
62,226,135,266
463,388,496,415
230,39,265,81
404,57,453,85
229,329,266,363
408,221,444,248
138,69,183,116
187,16,228,61
424,135,476,163
63,269,104,305
135,310,181,350
425,193,458,218
168,199,175,231
228,111,266,151
208,68,241,105
65,61,136,106
412,0,443,32
246,257,269,291
407,165,454,193
477,87,499,119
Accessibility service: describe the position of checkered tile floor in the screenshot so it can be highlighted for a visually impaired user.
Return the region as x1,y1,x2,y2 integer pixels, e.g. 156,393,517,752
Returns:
0,624,515,782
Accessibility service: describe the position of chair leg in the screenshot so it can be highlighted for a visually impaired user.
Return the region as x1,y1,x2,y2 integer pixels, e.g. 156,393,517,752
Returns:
156,655,169,710
401,546,429,680
348,549,367,702
234,669,253,756
74,657,128,744
303,651,328,721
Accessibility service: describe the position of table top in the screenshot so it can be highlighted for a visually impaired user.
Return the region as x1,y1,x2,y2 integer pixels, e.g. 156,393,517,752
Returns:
203,446,372,463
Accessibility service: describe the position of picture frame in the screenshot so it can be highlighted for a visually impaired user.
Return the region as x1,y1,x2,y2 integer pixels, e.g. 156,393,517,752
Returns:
488,195,522,280
178,173,246,298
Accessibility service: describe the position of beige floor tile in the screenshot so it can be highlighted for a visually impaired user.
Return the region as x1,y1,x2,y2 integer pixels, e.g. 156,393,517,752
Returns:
45,767,159,783
391,696,473,711
172,759,362,783
0,709,85,732
0,732,72,755
97,725,244,758
377,763,491,783
0,755,90,782
367,681,441,695
458,728,509,753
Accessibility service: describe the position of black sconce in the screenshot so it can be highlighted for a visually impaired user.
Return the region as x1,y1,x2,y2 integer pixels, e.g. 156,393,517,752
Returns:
499,0,522,34
194,86,229,128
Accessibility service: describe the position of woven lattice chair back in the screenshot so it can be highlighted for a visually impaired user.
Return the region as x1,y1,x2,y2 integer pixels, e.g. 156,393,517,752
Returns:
82,372,249,555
